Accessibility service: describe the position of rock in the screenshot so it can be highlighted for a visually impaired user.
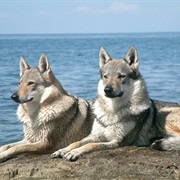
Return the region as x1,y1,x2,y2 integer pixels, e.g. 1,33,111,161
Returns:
0,146,180,179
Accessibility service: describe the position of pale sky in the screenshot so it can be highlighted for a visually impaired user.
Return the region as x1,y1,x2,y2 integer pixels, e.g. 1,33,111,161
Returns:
0,0,179,34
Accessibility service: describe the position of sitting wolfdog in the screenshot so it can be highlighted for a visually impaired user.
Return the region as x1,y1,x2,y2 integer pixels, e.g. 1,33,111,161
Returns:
52,46,180,161
0,54,94,163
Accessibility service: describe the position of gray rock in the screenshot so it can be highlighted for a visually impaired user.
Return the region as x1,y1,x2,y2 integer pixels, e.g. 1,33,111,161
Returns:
0,146,180,179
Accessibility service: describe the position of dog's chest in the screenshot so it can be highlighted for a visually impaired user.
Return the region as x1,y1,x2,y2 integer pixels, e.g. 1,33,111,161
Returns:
92,115,135,142
18,105,57,142
22,115,50,142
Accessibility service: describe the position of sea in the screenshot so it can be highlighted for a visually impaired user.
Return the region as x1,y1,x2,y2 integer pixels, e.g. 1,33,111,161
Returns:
0,32,180,146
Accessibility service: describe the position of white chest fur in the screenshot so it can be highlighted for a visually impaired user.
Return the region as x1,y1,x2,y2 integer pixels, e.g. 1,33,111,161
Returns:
92,100,136,142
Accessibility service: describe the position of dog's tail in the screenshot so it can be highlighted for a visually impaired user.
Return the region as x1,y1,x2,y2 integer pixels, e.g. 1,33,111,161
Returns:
151,136,180,151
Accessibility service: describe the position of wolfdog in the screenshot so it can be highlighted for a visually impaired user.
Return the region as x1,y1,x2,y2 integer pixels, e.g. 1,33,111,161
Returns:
0,54,94,163
52,46,180,161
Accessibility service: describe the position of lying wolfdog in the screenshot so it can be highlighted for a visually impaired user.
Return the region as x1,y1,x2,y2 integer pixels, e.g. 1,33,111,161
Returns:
52,46,180,161
0,54,94,163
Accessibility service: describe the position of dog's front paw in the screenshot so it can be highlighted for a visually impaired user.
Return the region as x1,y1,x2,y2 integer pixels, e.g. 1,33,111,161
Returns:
0,154,8,163
51,150,63,158
51,149,69,159
63,149,81,161
0,144,11,153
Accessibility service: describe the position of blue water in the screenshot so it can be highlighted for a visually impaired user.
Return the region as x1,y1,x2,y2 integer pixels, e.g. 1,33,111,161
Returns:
0,33,180,146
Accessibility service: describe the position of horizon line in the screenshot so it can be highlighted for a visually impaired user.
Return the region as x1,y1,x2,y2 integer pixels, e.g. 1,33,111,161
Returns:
0,31,180,35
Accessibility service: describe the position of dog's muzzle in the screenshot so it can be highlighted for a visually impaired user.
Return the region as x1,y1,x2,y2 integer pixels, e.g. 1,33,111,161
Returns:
104,86,124,98
11,92,33,103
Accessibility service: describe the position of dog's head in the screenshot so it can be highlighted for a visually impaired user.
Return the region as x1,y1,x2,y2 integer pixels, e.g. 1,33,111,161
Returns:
99,46,139,98
11,54,56,104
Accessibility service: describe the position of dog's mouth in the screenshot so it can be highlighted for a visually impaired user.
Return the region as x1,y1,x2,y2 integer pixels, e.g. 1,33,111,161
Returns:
17,98,33,104
20,98,33,104
105,91,124,98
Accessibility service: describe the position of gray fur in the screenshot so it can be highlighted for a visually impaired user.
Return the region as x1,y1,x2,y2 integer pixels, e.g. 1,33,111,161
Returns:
52,46,180,161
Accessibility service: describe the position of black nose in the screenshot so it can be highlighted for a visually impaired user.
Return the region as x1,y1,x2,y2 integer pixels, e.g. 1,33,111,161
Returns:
104,86,113,94
11,93,19,102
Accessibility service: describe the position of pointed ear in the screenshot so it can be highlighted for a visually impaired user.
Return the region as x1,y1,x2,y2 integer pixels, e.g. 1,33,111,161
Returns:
99,47,112,69
20,56,30,77
124,46,139,71
37,53,50,73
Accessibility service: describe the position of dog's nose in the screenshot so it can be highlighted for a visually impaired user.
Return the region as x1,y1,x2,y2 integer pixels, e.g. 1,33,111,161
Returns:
11,93,19,102
104,86,113,94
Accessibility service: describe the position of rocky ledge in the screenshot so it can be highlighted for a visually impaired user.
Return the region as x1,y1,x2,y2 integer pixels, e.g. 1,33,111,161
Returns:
0,146,180,180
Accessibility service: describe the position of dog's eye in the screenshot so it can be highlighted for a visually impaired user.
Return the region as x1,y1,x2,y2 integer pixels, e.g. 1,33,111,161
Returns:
103,75,108,79
27,81,35,86
118,74,126,79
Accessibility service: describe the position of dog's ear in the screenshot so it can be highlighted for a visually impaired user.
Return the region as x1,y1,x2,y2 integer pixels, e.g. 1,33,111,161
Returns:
124,46,139,71
38,53,50,73
20,56,30,77
99,47,112,69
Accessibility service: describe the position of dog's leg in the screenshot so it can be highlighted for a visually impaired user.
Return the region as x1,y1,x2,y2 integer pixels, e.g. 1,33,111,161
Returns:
0,140,28,153
62,140,119,161
0,141,51,163
51,135,95,158
151,136,180,151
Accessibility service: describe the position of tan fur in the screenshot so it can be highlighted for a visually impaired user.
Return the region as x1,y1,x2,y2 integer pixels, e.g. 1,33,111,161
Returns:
156,107,180,136
52,46,180,161
0,54,94,163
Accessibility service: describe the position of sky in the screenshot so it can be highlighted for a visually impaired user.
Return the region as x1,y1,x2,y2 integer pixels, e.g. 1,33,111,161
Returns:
0,0,180,34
